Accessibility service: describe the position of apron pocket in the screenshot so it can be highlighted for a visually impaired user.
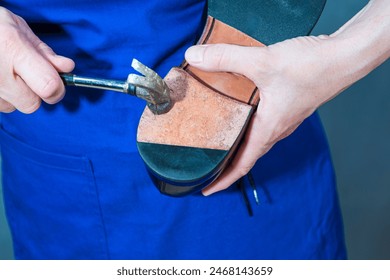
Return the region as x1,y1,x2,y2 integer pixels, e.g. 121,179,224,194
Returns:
0,127,108,259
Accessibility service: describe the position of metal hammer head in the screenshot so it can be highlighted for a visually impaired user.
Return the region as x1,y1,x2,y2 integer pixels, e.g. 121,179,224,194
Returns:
127,59,172,115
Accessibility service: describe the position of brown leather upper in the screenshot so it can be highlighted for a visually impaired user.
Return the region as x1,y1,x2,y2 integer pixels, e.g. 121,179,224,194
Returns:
182,16,264,106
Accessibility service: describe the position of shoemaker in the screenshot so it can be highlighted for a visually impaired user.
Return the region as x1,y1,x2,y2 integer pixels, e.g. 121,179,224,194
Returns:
0,0,388,259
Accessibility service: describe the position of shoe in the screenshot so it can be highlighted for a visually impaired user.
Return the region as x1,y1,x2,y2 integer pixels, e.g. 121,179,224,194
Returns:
136,0,326,196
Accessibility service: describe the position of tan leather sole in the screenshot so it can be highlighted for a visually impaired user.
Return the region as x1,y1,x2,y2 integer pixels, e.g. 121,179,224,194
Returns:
137,16,264,196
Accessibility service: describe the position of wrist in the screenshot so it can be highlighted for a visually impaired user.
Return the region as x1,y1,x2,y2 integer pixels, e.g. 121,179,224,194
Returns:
328,0,390,90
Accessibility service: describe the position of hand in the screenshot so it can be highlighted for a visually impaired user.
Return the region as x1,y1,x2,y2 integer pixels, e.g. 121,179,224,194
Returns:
184,0,389,195
185,36,346,195
0,7,74,113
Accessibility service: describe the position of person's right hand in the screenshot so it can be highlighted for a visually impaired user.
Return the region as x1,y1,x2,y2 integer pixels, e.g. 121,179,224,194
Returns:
0,7,75,113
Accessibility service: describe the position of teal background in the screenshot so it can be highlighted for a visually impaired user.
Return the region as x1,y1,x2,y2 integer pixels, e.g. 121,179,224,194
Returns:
314,0,390,259
0,0,389,259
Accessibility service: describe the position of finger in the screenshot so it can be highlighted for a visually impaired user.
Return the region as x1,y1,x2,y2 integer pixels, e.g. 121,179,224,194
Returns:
202,138,264,196
15,12,75,74
1,75,42,113
35,41,75,73
202,148,254,196
48,54,75,73
202,106,281,196
13,42,66,105
185,44,264,80
0,97,16,113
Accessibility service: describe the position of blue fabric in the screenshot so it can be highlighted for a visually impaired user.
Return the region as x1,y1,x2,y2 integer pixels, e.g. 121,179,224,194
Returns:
0,0,346,259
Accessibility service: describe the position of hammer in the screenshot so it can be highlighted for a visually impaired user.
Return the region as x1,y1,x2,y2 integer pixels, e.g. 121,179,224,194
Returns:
60,59,171,115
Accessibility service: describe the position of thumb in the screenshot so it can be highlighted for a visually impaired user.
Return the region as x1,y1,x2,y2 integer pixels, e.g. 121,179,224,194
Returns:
185,44,263,78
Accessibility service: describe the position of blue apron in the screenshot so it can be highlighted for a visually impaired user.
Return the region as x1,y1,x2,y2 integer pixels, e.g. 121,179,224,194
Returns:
0,0,346,259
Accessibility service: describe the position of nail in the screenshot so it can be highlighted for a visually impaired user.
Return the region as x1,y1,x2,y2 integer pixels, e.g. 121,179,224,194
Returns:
185,45,207,64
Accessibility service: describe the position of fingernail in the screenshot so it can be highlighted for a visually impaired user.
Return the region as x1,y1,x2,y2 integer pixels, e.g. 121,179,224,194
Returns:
201,189,211,196
185,46,206,64
201,185,214,196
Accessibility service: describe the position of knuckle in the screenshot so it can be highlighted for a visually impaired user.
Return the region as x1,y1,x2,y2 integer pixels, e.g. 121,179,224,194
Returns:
13,14,29,28
231,161,252,178
3,107,16,113
0,24,16,45
0,8,28,29
1,29,26,64
0,102,16,113
206,44,228,69
237,166,251,177
213,45,226,69
35,40,54,55
0,7,12,19
0,9,20,37
19,98,41,114
252,47,273,76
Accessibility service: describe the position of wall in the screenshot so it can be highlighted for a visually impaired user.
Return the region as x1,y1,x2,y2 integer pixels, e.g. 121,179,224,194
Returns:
314,0,390,260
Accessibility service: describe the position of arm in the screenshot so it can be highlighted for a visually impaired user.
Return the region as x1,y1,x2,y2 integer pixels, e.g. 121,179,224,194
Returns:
0,7,74,113
185,0,390,195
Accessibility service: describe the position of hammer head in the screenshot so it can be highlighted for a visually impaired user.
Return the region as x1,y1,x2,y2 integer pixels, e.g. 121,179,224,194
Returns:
127,59,172,115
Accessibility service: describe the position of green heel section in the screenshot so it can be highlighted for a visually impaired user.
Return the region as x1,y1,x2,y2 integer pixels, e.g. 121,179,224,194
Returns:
137,142,228,184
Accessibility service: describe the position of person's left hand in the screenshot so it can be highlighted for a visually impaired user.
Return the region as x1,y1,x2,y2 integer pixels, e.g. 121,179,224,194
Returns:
185,36,347,195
